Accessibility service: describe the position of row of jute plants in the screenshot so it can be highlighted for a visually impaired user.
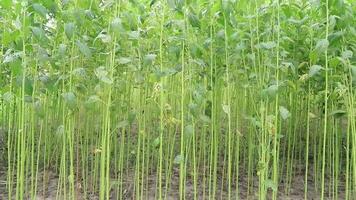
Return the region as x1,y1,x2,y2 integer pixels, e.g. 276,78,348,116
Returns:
0,0,355,199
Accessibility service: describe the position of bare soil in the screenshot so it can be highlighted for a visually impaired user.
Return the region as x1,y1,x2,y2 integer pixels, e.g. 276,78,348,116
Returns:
0,164,346,200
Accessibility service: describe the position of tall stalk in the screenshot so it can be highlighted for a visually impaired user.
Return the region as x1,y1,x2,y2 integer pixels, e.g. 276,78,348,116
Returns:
272,1,281,199
321,0,329,198
158,3,165,199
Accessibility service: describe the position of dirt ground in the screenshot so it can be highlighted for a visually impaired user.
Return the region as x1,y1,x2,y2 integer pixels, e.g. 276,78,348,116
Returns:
0,164,346,200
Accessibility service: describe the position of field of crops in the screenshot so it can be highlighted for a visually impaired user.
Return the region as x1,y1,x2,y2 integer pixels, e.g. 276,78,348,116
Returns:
0,0,355,199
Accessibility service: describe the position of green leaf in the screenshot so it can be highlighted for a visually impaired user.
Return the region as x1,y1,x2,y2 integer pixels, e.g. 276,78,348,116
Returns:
351,66,356,81
31,27,48,42
199,114,211,123
279,106,291,120
72,68,86,78
58,44,67,56
56,125,65,136
174,154,184,165
184,125,194,137
265,179,278,192
39,74,57,93
315,39,329,53
34,101,45,118
257,41,276,49
10,60,23,76
308,112,317,119
117,120,129,129
85,95,101,104
341,50,353,60
24,95,35,103
222,104,230,114
97,33,111,43
16,76,34,95
2,92,14,103
222,0,233,15
144,54,156,64
309,65,323,77
0,0,12,9
152,137,160,148
35,46,50,63
309,50,318,63
329,57,341,68
64,23,75,39
167,0,183,11
167,0,176,9
329,110,346,118
3,50,22,64
32,3,48,17
100,76,113,85
76,40,91,58
262,84,278,97
128,111,136,124
256,161,266,176
188,103,199,117
245,116,261,128
111,17,125,35
62,92,76,108
95,67,113,84
188,12,200,28
128,31,140,40
117,57,132,65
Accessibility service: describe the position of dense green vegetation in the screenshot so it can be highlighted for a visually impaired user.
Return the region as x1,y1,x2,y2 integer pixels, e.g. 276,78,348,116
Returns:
0,0,355,199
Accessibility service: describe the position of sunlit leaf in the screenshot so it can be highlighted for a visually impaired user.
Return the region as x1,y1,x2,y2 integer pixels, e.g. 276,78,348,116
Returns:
95,67,113,84
97,33,111,43
117,57,132,64
62,92,76,108
111,17,125,35
144,54,156,64
341,50,353,60
200,114,211,123
85,95,101,104
257,41,276,49
128,31,140,40
184,125,194,137
279,106,291,120
0,0,12,9
315,39,329,53
265,179,277,192
262,84,278,97
222,104,230,114
309,65,323,77
174,154,184,165
2,92,14,103
56,125,65,136
117,120,129,129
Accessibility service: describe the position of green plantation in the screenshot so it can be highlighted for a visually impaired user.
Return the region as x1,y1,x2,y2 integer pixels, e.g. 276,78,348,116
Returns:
0,0,355,199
